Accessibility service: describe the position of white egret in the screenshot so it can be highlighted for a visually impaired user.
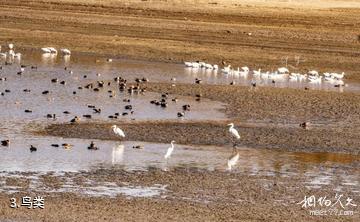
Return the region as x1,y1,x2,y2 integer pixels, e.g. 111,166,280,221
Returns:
184,61,192,67
227,151,240,171
8,43,14,50
164,140,175,159
61,48,71,55
48,47,57,54
41,47,52,53
228,123,240,140
278,67,289,74
111,125,125,137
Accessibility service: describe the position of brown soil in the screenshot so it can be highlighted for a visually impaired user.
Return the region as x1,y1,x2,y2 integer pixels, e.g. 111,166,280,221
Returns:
0,0,360,80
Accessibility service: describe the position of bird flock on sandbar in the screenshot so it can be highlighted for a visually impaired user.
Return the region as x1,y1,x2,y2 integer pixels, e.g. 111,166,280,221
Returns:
184,61,347,88
0,44,244,171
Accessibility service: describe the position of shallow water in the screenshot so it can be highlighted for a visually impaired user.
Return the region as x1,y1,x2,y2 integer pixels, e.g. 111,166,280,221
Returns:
0,50,359,197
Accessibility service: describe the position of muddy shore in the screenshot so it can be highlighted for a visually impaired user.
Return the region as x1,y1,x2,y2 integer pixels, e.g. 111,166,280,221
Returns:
35,82,360,154
0,167,359,222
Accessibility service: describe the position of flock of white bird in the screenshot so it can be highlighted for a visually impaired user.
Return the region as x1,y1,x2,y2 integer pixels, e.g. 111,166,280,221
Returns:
184,61,346,86
112,123,241,171
41,47,71,55
0,43,71,62
0,43,22,59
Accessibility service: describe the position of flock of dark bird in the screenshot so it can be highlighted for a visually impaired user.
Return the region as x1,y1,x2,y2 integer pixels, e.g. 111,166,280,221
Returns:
0,59,204,153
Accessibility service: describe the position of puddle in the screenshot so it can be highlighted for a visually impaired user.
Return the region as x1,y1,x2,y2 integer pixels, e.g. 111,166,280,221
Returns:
0,138,359,194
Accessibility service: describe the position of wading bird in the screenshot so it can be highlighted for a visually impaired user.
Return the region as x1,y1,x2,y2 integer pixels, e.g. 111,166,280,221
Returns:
112,125,125,137
164,140,175,160
228,123,241,140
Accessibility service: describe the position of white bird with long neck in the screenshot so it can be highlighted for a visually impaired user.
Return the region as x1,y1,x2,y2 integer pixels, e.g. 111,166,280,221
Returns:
227,151,240,171
228,123,240,140
111,125,125,138
61,48,71,55
164,140,175,159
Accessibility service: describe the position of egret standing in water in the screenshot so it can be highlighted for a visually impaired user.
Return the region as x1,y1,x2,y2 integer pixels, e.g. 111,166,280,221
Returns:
164,140,175,160
227,151,240,171
112,125,125,138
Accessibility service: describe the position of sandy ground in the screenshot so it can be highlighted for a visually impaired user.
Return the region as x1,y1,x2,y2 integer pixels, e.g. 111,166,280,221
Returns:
1,0,360,221
0,0,360,80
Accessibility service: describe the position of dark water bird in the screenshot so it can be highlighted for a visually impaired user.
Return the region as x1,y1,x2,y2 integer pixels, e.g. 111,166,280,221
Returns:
177,112,185,117
88,141,98,150
0,78,7,81
83,114,92,119
85,83,93,89
31,66,37,69
108,115,117,119
42,90,49,95
25,109,32,113
60,81,66,85
23,89,31,92
122,112,128,116
46,114,56,119
161,102,168,108
51,78,58,83
125,105,132,110
195,78,202,84
299,122,310,129
63,111,70,114
132,145,144,149
97,81,104,87
1,92,4,96
51,144,60,147
195,94,202,101
30,145,37,152
123,99,130,102
1,140,9,146
114,113,120,116
93,88,100,92
70,116,80,124
251,80,257,87
272,80,276,84
88,105,95,108
182,104,190,111
172,98,178,102
93,108,101,114
83,75,87,78
5,89,10,93
73,91,77,95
